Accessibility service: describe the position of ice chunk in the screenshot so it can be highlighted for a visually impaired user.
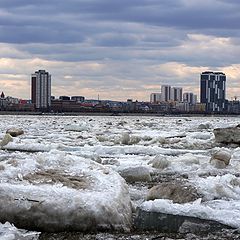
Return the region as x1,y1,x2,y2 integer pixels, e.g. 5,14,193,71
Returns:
65,123,89,132
0,152,132,232
0,222,40,240
0,134,13,147
190,174,240,201
140,198,240,228
148,155,170,170
6,128,24,137
2,142,51,152
118,166,151,183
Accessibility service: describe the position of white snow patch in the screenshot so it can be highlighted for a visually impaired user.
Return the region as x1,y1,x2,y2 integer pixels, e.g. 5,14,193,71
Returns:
188,132,213,140
190,174,240,201
65,123,89,132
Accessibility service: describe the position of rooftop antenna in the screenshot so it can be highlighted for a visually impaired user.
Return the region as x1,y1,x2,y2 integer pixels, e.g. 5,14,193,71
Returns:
98,94,100,101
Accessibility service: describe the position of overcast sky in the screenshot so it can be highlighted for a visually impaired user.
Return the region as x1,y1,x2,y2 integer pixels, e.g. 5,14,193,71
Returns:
0,0,240,101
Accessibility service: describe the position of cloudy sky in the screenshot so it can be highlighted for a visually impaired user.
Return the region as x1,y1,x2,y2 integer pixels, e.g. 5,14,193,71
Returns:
0,0,240,101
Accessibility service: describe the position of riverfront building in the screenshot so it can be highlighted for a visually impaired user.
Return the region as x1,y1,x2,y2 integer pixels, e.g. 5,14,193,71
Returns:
31,70,51,110
161,85,172,102
200,71,226,112
171,87,183,102
150,93,161,103
183,92,197,105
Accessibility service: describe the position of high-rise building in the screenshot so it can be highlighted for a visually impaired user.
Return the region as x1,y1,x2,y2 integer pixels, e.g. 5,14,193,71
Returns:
150,93,161,103
183,92,197,104
31,70,51,110
171,87,183,102
161,85,171,102
200,71,226,112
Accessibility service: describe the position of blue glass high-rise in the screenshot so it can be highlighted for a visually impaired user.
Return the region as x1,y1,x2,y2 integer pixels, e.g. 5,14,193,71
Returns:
200,71,226,113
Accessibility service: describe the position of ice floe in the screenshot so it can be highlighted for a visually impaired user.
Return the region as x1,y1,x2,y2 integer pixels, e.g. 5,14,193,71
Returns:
140,198,240,228
0,151,132,232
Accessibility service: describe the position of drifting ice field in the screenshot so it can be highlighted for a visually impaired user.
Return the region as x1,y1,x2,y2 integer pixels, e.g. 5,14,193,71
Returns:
1,115,240,239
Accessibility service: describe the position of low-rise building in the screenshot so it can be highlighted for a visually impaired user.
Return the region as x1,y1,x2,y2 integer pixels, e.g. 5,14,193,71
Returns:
71,96,85,102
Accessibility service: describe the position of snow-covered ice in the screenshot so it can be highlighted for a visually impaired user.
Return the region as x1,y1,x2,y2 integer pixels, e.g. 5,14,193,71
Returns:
0,150,132,232
0,115,240,234
140,198,240,228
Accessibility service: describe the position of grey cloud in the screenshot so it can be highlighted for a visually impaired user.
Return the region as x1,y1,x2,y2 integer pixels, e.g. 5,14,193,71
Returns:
0,0,239,100
1,0,240,45
95,34,138,47
0,26,86,44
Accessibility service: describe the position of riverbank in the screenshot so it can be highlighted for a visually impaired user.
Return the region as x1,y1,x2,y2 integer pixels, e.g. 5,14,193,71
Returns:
0,111,239,117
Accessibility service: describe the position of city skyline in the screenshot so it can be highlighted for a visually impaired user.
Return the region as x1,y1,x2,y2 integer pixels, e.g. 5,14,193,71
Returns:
0,1,240,101
0,68,239,114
